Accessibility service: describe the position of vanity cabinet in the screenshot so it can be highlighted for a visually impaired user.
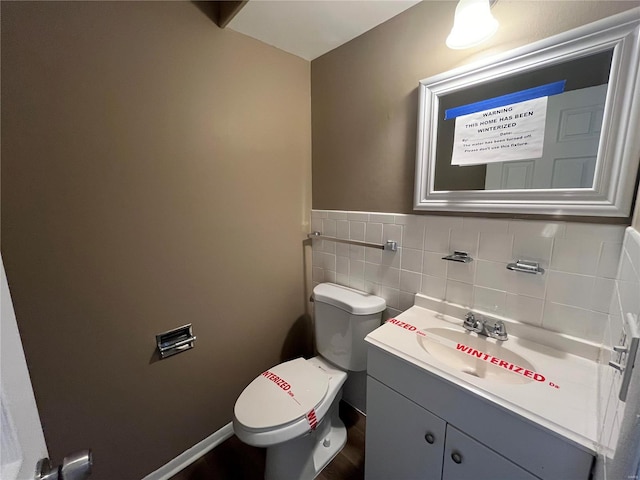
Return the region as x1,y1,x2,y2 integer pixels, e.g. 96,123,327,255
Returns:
366,377,537,480
365,346,594,480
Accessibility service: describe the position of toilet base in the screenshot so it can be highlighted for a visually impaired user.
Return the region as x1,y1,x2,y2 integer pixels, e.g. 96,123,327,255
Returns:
264,394,347,480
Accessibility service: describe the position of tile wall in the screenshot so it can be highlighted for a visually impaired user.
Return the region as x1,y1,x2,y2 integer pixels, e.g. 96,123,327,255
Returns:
311,210,627,343
597,227,640,477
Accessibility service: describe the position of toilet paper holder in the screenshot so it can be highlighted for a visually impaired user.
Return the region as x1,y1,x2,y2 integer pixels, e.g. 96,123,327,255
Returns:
156,324,196,359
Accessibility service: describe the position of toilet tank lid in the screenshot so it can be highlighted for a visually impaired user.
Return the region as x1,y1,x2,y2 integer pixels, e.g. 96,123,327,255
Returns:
313,283,386,315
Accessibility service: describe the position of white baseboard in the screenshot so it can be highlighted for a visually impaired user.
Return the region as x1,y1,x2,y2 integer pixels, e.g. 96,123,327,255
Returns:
142,422,234,480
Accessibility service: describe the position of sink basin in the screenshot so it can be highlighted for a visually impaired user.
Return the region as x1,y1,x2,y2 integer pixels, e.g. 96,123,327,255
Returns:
417,327,537,384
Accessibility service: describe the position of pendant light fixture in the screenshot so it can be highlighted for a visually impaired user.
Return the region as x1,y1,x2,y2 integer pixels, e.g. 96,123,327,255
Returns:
446,0,499,50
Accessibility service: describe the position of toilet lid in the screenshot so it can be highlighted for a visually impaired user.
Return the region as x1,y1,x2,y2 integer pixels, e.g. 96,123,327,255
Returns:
234,358,329,430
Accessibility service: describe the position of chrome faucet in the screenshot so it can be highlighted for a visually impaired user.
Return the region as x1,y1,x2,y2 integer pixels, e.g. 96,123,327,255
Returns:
463,312,508,341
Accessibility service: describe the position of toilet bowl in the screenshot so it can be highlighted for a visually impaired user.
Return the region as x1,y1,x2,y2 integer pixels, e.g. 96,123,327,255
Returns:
233,283,385,479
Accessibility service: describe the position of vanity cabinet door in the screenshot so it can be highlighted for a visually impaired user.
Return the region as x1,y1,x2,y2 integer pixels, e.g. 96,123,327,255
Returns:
443,425,538,480
365,377,446,480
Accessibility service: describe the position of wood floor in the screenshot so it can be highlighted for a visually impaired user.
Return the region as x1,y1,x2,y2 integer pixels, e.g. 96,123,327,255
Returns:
170,401,366,480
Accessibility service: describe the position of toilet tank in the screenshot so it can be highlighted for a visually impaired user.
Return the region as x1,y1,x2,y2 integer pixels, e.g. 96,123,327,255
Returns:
313,283,386,371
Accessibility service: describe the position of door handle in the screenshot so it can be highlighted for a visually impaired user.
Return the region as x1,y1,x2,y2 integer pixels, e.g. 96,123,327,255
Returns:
36,450,92,480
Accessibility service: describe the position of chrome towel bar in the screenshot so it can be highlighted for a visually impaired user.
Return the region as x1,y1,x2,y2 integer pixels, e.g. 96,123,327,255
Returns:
308,231,398,252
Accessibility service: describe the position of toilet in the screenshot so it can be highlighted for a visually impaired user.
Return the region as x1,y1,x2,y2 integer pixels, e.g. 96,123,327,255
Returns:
233,282,386,479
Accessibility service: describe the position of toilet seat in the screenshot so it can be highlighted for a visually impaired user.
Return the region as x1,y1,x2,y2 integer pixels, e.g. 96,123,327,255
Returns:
234,358,329,432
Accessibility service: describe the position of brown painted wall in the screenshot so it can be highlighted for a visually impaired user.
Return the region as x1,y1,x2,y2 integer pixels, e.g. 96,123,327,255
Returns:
311,1,638,214
1,2,311,479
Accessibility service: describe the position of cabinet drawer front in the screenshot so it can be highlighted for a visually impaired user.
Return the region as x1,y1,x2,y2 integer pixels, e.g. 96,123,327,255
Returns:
443,425,538,480
365,377,446,480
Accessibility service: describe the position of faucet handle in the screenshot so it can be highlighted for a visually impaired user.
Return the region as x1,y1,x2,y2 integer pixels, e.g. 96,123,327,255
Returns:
463,312,484,333
490,321,508,341
463,312,476,330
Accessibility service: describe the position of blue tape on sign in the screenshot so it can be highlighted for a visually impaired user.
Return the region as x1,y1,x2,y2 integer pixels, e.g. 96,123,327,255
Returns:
444,80,566,120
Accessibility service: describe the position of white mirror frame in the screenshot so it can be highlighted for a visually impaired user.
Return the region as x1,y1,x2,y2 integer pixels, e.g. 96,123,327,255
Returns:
414,8,640,217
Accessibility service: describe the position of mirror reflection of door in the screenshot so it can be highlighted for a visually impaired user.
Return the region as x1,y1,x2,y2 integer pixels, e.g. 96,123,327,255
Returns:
485,84,607,190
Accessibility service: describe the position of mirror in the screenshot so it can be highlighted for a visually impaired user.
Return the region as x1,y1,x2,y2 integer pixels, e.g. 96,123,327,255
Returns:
414,9,640,217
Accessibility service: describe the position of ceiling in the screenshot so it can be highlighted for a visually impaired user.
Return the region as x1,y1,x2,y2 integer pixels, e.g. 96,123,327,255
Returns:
226,0,423,61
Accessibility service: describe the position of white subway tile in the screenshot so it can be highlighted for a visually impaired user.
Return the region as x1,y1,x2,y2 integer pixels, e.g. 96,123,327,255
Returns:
546,271,595,309
311,210,328,219
369,213,396,224
624,230,640,275
382,249,401,268
336,256,349,276
336,220,349,240
312,267,324,282
380,266,401,289
336,242,349,257
425,215,464,230
312,251,323,267
349,245,365,261
450,229,479,257
506,269,547,299
383,223,403,246
421,275,446,300
445,280,474,307
349,259,365,280
311,217,323,232
423,252,447,278
322,219,337,237
347,212,370,222
323,253,336,271
336,273,349,287
565,223,625,243
380,286,400,310
618,272,640,319
551,237,601,275
505,294,543,326
512,235,553,266
597,242,623,279
365,222,383,244
349,278,365,291
350,221,366,241
478,232,514,262
364,262,381,283
363,281,381,296
400,270,422,293
447,260,476,284
327,211,348,220
473,287,506,316
475,260,509,291
321,239,336,254
365,247,383,265
463,217,509,234
324,271,336,283
542,302,607,342
591,278,615,314
402,248,424,273
402,217,426,249
508,220,565,238
424,228,451,254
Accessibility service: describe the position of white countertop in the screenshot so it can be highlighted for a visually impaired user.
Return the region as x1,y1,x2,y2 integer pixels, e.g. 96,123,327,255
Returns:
365,300,600,453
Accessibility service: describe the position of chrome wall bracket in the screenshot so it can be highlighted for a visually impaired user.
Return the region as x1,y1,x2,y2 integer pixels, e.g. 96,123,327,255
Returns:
609,313,639,402
442,251,473,263
156,324,196,359
507,259,545,275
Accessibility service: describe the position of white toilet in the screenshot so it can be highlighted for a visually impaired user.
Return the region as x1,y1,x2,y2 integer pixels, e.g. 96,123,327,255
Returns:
233,282,386,480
